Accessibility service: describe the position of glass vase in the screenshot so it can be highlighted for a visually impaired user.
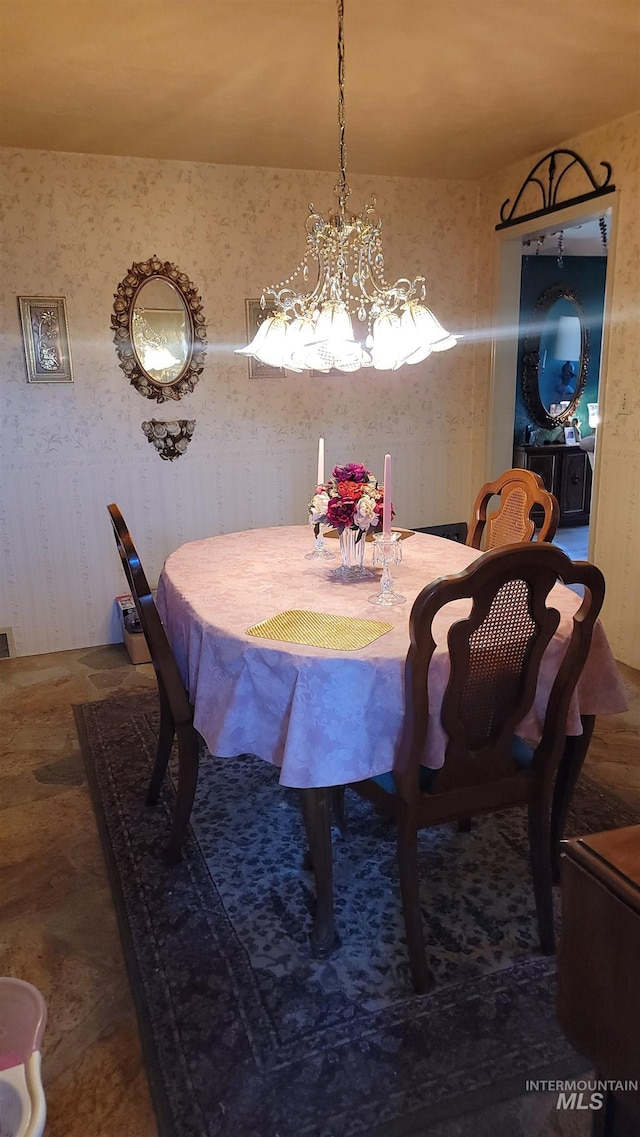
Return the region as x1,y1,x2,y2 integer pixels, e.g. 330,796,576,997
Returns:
340,527,365,570
331,527,374,581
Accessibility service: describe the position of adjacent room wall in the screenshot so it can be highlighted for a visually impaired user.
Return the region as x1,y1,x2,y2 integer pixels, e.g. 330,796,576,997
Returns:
0,148,481,655
477,111,640,668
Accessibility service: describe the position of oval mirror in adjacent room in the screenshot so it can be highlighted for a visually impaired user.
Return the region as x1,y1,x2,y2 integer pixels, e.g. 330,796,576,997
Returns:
522,284,589,429
112,256,208,402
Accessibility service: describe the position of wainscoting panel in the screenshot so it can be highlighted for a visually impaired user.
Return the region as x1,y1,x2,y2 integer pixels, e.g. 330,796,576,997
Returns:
0,432,474,656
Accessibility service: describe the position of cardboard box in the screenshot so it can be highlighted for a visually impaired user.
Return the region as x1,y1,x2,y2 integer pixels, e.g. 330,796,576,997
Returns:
123,626,152,665
115,593,152,665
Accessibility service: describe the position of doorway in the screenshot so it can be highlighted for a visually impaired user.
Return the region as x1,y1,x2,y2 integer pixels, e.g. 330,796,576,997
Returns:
488,197,617,561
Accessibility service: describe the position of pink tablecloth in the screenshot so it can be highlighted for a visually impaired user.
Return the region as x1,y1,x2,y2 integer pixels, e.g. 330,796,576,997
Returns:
156,525,627,788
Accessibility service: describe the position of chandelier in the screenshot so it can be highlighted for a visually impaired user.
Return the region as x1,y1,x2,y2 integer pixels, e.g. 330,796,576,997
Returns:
236,0,458,374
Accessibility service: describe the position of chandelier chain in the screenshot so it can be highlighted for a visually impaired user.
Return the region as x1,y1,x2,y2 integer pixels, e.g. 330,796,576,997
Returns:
336,0,349,213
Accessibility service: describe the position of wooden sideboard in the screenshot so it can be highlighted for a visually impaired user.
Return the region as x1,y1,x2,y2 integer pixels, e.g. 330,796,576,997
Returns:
513,443,592,527
557,826,640,1134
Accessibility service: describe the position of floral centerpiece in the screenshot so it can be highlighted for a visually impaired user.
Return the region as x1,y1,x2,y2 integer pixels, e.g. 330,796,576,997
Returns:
309,462,392,536
309,462,394,576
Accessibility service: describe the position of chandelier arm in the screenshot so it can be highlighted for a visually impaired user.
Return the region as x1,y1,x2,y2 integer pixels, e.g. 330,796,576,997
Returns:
387,277,418,299
356,272,404,312
305,277,329,312
262,287,297,309
305,246,331,309
264,255,327,315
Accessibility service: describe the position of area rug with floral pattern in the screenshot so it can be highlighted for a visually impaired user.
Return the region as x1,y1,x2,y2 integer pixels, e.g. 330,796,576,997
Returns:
75,692,637,1137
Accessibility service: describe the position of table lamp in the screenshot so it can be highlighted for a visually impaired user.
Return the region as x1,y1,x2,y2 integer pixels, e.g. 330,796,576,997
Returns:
554,316,581,396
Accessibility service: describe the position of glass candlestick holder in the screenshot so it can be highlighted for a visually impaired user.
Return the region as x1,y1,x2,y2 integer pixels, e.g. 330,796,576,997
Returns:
368,531,406,605
305,522,336,559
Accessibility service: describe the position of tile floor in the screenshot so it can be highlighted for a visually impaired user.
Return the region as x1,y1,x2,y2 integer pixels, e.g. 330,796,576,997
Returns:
0,642,638,1136
553,525,590,561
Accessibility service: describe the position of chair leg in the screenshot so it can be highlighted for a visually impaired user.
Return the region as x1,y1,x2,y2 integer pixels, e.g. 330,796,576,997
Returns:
304,787,348,866
146,691,175,806
397,815,433,994
550,716,595,883
165,723,200,864
331,786,349,839
528,791,555,955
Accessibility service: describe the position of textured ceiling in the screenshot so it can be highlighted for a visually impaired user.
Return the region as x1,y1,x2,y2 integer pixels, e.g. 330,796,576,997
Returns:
1,0,639,180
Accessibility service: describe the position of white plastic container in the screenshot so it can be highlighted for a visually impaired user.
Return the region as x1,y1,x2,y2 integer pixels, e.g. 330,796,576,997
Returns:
0,979,47,1137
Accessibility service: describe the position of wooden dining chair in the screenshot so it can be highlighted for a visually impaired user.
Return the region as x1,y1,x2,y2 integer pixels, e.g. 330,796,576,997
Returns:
466,468,559,550
346,541,605,993
107,503,199,863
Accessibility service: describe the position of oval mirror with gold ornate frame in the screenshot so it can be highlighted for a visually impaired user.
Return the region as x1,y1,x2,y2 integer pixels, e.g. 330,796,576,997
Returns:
111,255,207,402
521,284,590,429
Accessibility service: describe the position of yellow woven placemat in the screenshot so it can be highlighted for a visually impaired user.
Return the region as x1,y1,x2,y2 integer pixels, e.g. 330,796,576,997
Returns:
246,609,393,650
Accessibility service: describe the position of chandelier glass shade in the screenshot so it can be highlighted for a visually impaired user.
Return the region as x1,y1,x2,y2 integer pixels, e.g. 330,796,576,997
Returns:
236,0,458,374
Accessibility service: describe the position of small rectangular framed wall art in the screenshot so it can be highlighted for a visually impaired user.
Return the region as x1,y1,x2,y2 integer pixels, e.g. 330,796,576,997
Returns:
18,296,74,383
563,426,577,445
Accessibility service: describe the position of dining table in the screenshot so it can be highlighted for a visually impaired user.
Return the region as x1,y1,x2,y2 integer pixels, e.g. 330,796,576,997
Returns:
156,524,628,954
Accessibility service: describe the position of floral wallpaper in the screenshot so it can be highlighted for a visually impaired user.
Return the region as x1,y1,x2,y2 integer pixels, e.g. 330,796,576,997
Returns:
477,110,640,668
2,113,637,667
0,148,481,655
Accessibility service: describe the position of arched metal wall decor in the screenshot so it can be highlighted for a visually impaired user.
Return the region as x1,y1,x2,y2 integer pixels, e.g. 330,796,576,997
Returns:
112,256,207,402
521,284,590,429
496,149,615,231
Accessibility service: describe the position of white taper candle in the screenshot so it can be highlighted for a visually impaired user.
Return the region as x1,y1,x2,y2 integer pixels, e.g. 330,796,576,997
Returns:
382,453,392,536
317,437,325,486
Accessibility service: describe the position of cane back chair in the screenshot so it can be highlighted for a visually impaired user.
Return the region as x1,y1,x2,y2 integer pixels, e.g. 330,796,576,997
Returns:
466,468,559,551
347,541,604,993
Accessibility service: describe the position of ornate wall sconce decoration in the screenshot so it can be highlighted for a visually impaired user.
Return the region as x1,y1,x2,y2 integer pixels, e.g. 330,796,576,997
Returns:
141,419,195,461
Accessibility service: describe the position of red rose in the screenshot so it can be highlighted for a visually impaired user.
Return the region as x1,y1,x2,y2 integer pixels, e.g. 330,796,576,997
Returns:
326,498,356,529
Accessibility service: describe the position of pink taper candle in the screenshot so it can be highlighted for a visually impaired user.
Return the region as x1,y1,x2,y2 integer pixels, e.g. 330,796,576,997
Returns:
382,453,392,536
317,437,325,486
